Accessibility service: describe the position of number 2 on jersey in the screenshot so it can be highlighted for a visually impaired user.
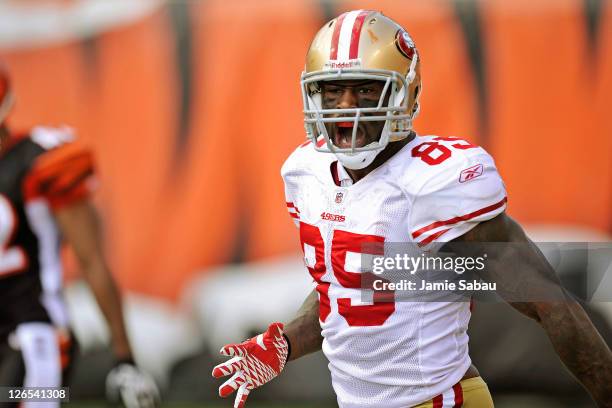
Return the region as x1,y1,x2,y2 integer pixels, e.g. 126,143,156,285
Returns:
300,222,395,327
0,195,27,277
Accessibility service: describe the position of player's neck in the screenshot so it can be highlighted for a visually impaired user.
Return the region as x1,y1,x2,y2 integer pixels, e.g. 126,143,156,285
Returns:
343,132,415,183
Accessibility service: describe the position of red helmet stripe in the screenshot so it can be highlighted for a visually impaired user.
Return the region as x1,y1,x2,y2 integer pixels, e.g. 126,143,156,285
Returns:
329,12,347,60
349,10,370,59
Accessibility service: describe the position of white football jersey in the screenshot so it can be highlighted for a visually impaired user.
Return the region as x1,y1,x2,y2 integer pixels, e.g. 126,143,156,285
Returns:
281,135,507,408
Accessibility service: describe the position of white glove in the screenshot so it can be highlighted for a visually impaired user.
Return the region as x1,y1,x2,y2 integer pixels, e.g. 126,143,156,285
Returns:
106,362,160,408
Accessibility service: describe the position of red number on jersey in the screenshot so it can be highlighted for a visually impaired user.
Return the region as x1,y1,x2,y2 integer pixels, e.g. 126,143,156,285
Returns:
0,195,28,277
411,142,451,165
412,137,478,165
299,222,330,322
433,136,477,150
331,230,394,326
299,222,394,327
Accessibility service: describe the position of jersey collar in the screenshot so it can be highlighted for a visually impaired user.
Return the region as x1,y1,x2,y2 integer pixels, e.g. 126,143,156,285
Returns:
331,160,354,187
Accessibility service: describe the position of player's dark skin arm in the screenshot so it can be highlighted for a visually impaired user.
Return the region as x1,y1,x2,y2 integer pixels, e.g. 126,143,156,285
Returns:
55,201,133,361
451,213,612,407
284,289,323,361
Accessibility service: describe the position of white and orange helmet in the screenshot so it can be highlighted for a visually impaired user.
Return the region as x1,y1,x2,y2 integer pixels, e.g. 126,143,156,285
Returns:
0,64,14,126
301,10,421,169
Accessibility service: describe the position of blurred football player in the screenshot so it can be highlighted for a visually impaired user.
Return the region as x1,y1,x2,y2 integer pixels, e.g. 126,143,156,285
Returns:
213,10,612,408
0,66,159,408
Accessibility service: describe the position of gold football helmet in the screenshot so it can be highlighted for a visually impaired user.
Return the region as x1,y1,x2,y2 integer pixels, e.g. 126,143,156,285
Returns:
301,10,421,169
0,64,14,126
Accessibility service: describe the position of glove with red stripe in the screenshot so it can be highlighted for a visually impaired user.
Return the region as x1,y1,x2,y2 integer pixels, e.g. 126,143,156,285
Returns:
212,323,289,408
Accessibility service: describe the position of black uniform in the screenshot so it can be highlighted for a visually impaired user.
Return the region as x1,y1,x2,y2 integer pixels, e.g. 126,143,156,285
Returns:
0,127,93,390
0,134,53,339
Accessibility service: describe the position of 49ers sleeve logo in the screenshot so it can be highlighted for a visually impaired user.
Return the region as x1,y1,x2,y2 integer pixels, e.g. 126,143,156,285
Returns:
395,29,416,59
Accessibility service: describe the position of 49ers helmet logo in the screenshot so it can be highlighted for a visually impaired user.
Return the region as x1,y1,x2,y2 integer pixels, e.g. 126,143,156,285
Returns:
395,30,416,59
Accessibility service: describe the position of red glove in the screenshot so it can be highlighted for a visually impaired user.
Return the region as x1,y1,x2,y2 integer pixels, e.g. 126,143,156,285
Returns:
212,323,289,408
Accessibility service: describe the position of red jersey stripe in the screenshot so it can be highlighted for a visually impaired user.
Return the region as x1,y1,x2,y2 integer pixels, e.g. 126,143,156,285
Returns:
417,228,450,247
286,202,300,213
432,394,443,408
412,197,507,239
452,382,464,407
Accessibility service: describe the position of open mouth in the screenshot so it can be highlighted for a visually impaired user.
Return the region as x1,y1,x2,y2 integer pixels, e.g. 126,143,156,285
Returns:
333,121,367,149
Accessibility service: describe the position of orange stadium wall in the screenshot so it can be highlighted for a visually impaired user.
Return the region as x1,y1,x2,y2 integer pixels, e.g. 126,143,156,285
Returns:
0,0,610,300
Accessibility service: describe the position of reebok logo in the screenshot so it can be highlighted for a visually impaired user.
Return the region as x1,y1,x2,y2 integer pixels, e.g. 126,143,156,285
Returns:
459,164,484,183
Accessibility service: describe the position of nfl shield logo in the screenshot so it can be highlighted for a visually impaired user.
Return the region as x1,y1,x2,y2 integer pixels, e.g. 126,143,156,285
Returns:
335,192,344,204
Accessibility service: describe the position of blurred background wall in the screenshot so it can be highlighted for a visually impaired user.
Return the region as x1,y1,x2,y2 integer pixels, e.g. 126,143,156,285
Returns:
0,0,610,406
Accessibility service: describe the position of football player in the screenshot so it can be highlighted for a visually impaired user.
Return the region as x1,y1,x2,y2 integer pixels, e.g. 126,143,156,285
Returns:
213,10,612,408
0,67,159,408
